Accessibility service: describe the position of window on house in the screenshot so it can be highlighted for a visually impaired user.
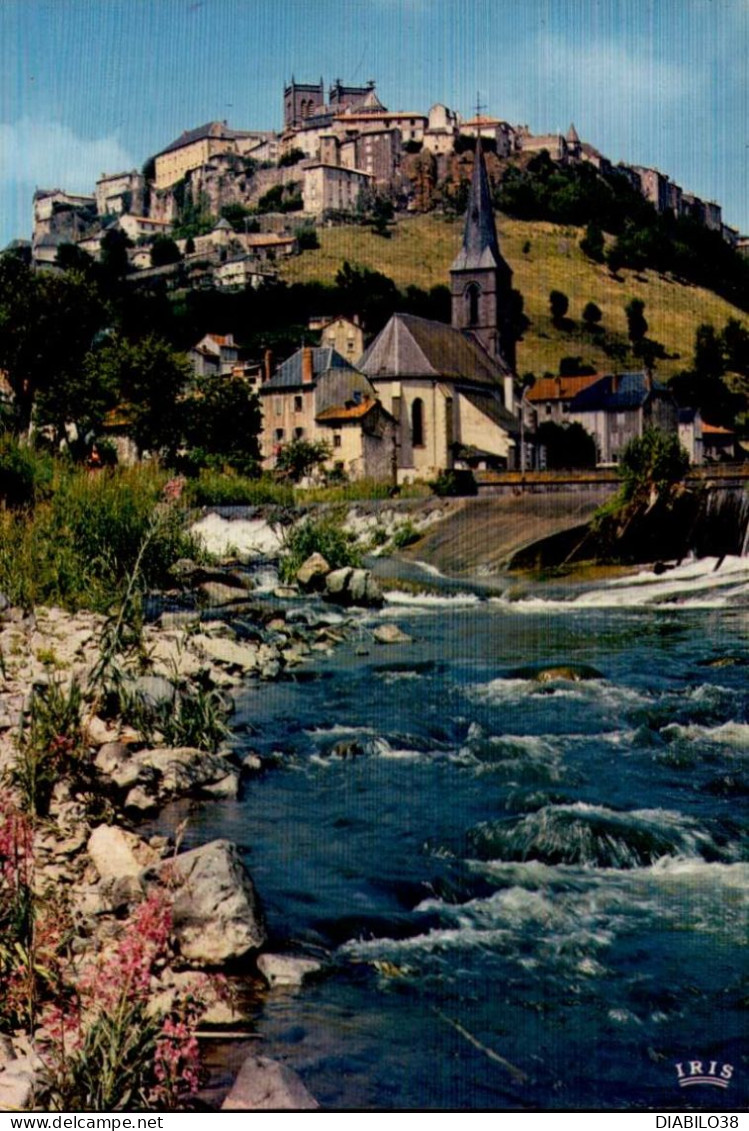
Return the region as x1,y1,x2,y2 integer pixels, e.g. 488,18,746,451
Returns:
562,402,570,413
546,403,552,415
411,397,425,447
275,398,283,416
294,395,303,413
333,434,342,448
294,427,304,440
275,428,284,442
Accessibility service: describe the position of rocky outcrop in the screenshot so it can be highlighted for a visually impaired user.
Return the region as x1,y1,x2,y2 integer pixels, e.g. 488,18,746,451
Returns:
373,623,412,645
147,839,266,965
221,1056,319,1111
94,743,240,810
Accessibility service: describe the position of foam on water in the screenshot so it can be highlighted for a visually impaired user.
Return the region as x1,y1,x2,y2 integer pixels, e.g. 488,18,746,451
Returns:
383,589,481,608
191,513,283,560
493,554,749,611
662,720,749,750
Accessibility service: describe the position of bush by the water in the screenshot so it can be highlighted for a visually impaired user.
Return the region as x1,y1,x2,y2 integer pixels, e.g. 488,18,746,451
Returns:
185,469,294,507
0,436,54,508
278,513,362,583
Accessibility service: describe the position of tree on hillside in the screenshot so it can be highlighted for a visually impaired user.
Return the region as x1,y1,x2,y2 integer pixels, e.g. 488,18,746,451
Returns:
580,221,605,263
670,319,747,428
150,236,182,268
625,298,648,350
582,301,603,329
549,289,569,327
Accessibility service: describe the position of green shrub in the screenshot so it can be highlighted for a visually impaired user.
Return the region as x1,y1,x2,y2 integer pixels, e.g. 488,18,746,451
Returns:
390,520,421,549
278,513,362,582
13,678,85,817
429,469,477,497
185,469,294,507
0,437,54,508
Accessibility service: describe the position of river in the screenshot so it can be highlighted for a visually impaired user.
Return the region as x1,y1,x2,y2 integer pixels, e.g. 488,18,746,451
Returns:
162,551,748,1112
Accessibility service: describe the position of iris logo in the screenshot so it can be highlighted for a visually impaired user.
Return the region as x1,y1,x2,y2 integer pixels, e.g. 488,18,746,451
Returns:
675,1060,733,1089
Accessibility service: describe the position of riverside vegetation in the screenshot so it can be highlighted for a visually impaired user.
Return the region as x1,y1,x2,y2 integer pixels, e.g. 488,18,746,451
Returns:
0,445,428,1111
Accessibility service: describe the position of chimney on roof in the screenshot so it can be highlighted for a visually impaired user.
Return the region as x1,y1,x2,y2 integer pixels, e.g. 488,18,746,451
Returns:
301,345,314,384
644,369,653,392
263,348,273,384
555,375,562,395
611,374,620,394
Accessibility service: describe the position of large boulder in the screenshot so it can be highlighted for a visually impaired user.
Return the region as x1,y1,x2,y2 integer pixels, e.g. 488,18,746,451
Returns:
221,1056,318,1110
324,567,383,608
296,552,330,591
257,953,322,988
149,839,266,965
373,623,413,645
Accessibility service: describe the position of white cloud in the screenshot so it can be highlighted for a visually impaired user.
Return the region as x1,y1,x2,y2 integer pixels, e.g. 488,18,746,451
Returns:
0,118,135,191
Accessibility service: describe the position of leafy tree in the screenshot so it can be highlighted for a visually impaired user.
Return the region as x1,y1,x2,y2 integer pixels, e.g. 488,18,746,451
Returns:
335,261,399,333
55,243,96,275
580,221,605,263
87,334,191,456
278,148,305,167
693,322,724,382
625,298,648,350
99,228,132,279
549,289,569,327
150,236,182,267
618,428,689,506
537,421,597,468
275,438,332,482
582,301,603,329
220,203,259,233
295,225,320,250
0,253,105,436
181,374,262,476
559,356,596,376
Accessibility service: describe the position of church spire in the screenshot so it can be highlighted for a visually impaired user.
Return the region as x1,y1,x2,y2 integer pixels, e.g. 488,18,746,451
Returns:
450,134,502,272
450,134,515,371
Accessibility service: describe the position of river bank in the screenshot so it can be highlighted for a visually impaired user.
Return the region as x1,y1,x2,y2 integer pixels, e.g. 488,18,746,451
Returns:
2,487,746,1111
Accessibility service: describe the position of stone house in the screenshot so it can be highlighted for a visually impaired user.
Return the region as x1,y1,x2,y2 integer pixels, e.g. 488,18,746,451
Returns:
189,333,239,379
214,256,274,291
423,104,461,155
116,213,174,242
153,121,243,190
95,171,145,217
259,345,396,480
302,164,373,216
701,422,738,462
568,372,679,465
526,374,603,425
312,316,365,365
459,116,517,158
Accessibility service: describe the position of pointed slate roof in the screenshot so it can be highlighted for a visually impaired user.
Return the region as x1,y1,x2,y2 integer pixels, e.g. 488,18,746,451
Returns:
358,313,512,386
566,122,580,144
450,136,503,273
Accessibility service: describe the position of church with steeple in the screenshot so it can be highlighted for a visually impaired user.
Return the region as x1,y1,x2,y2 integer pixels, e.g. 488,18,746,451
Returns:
358,135,520,482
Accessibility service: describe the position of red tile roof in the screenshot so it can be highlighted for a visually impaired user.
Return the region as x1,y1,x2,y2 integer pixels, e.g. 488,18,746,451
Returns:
526,374,602,402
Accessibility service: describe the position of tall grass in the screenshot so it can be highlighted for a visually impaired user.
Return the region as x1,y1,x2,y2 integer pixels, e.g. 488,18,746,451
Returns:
185,469,294,507
0,460,200,612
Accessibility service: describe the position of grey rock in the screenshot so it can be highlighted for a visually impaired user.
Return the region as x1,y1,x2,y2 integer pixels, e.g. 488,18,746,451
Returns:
325,567,353,598
133,674,176,709
193,634,260,671
152,839,266,965
221,1056,318,1111
257,953,322,988
296,552,330,590
198,582,255,608
373,623,413,645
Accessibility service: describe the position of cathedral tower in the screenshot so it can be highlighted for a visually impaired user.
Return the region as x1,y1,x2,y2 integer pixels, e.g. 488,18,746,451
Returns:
450,135,516,371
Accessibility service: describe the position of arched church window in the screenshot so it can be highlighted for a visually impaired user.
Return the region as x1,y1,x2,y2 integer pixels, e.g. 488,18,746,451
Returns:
411,397,425,447
466,283,480,326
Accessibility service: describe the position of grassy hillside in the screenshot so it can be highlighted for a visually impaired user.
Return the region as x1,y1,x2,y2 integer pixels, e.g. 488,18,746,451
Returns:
279,213,746,380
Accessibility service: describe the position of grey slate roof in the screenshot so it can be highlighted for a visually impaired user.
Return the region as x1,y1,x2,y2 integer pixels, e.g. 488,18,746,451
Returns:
570,372,670,411
260,346,352,391
450,135,505,273
358,313,511,386
157,121,236,157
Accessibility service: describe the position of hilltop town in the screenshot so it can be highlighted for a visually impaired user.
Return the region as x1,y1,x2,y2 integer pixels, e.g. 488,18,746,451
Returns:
1,76,748,486
21,78,747,283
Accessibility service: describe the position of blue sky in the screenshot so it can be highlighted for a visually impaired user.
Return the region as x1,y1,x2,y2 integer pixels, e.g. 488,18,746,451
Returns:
1,0,747,248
